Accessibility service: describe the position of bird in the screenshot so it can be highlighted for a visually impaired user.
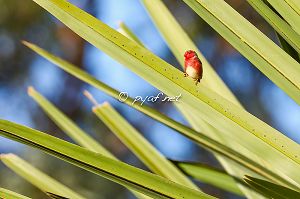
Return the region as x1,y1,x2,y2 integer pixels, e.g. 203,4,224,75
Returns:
183,50,203,85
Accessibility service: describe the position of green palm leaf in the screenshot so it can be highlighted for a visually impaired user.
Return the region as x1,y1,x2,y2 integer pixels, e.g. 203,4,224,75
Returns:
22,41,299,190
244,175,300,199
264,0,300,35
182,0,300,105
27,87,154,199
247,0,300,54
0,120,215,199
1,154,85,199
92,101,199,190
0,188,31,199
174,161,243,196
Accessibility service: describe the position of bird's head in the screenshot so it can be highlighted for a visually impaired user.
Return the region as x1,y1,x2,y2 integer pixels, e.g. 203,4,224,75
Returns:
184,50,197,59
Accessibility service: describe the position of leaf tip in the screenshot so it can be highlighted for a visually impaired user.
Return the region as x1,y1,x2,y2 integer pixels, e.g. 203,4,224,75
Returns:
0,153,15,160
83,90,99,107
92,101,110,112
243,175,253,183
21,40,33,48
117,20,124,27
27,86,36,96
99,101,111,109
101,101,110,106
46,192,69,199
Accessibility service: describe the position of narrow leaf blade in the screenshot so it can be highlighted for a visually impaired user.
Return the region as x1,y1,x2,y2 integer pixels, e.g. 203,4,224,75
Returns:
0,120,215,199
26,0,300,179
265,0,300,35
118,22,144,47
182,0,300,105
22,42,300,190
174,161,243,196
27,87,152,199
46,192,69,199
0,188,31,199
28,87,112,156
247,0,300,54
93,102,199,190
0,154,85,199
244,175,300,199
140,1,260,197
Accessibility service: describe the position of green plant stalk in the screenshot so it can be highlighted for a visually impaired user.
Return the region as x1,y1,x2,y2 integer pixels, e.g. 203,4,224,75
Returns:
244,175,300,199
28,87,112,156
0,188,31,199
0,154,85,199
276,32,300,63
283,0,300,16
247,0,300,54
265,0,300,35
27,87,151,199
118,21,145,47
92,102,199,190
0,120,215,199
174,161,243,195
22,42,300,190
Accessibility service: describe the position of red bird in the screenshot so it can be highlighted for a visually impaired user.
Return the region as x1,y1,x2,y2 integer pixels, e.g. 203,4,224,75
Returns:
184,50,203,85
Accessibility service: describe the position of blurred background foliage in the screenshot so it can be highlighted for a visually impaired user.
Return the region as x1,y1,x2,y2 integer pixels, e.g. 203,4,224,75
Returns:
0,0,299,198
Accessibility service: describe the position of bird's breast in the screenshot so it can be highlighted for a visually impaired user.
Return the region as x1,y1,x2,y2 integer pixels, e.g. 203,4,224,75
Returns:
186,66,200,79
